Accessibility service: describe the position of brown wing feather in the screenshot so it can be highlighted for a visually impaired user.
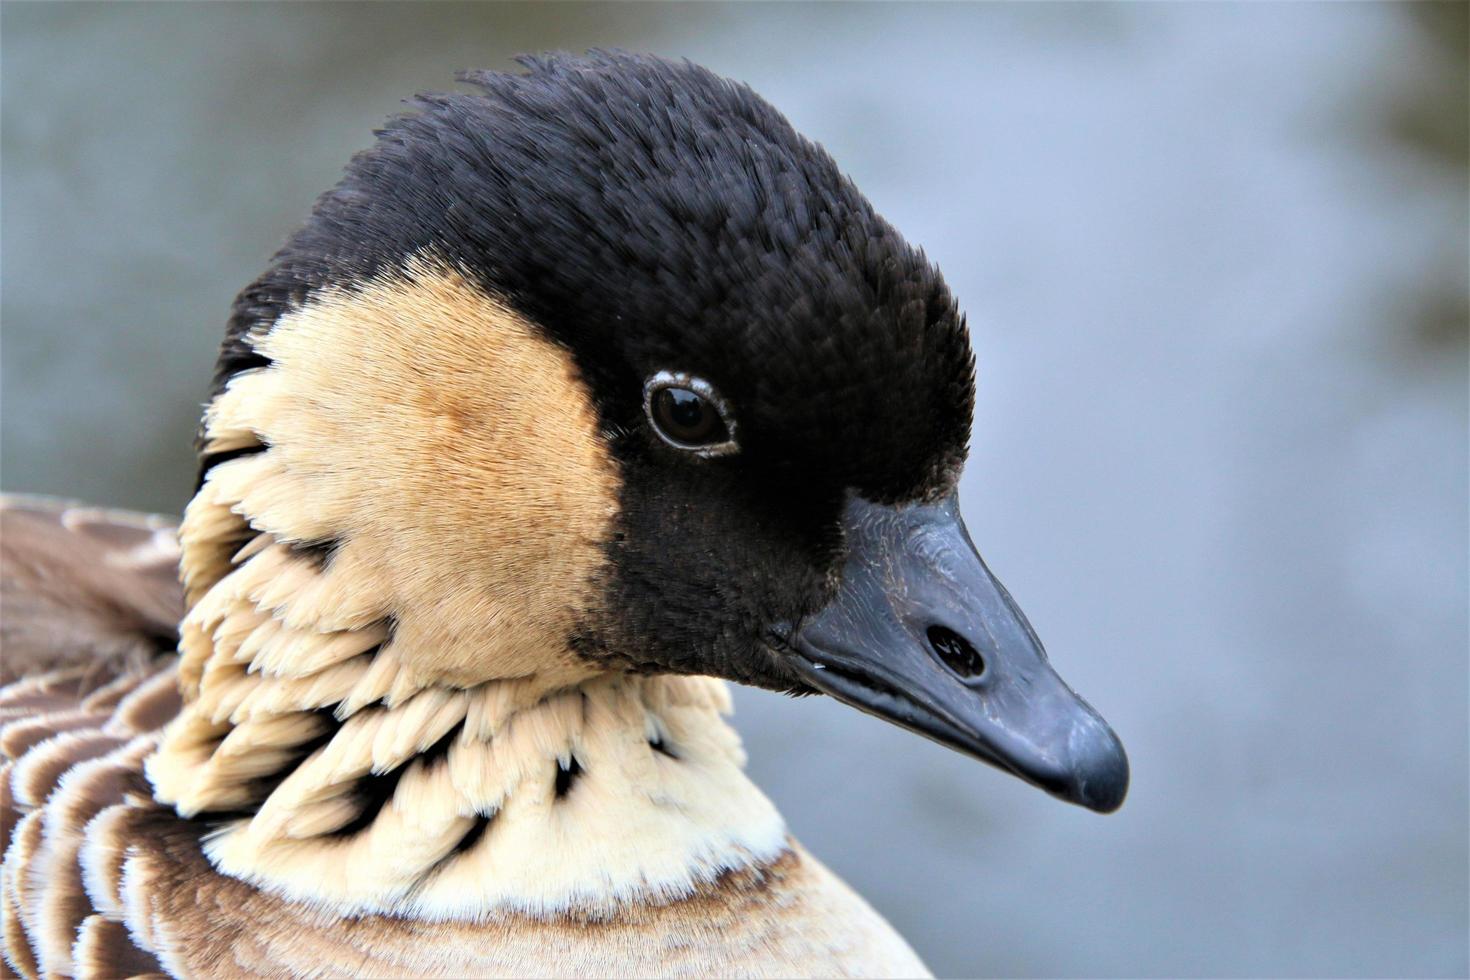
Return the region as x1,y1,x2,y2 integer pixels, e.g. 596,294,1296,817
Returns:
0,498,183,978
1,496,183,687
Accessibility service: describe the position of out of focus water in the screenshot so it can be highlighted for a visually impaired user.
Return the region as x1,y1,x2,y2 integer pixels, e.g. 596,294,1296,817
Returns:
3,4,1465,977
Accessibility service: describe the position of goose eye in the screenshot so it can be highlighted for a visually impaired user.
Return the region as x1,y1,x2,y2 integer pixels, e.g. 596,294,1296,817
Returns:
643,372,738,456
654,388,720,442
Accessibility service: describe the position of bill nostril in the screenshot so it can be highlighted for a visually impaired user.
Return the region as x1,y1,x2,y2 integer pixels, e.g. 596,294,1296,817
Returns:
926,625,985,679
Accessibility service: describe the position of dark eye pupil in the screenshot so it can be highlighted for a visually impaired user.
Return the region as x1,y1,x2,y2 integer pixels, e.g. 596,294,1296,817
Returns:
666,388,706,430
654,387,725,445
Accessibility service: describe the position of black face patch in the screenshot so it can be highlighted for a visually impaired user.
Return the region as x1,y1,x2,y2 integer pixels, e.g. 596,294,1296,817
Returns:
579,450,846,691
210,51,976,692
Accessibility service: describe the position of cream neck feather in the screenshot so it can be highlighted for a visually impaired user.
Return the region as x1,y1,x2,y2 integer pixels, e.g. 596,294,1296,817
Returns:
147,514,788,918
146,266,788,918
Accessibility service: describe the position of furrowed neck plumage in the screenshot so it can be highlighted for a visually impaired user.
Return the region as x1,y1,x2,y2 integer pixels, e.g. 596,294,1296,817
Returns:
146,259,788,917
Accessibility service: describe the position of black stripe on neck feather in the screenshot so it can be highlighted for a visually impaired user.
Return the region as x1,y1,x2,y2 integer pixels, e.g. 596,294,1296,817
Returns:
325,722,462,839
195,443,268,493
553,757,583,799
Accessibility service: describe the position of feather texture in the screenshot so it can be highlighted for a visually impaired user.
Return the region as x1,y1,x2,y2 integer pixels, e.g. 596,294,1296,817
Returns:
0,498,928,977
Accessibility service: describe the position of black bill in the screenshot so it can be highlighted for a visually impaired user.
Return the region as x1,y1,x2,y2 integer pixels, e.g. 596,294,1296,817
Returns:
781,494,1128,813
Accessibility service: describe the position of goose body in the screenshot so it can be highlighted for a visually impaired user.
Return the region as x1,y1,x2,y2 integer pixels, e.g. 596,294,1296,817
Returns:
1,53,1126,978
0,503,918,976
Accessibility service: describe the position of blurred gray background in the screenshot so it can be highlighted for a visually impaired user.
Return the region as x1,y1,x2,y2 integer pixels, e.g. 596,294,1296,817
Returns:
3,3,1466,977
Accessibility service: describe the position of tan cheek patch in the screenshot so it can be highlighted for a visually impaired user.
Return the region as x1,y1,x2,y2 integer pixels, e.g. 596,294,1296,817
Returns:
203,259,619,689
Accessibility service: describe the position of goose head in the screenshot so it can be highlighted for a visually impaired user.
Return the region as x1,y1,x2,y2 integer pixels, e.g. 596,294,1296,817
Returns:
189,51,1126,816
